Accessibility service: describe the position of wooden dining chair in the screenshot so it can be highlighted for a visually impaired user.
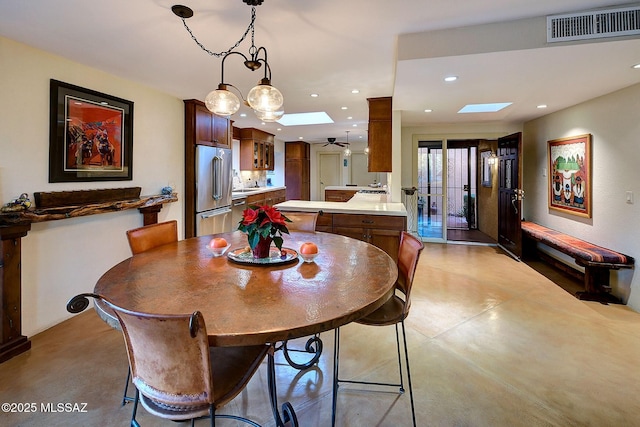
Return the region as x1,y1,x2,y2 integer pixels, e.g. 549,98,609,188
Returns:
331,231,424,427
68,293,270,427
126,219,178,255
96,220,180,406
284,212,318,232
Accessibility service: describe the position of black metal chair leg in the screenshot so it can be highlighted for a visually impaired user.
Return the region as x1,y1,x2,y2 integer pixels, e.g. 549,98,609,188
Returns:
331,327,340,427
122,366,132,406
130,388,140,427
401,320,416,427
394,323,405,393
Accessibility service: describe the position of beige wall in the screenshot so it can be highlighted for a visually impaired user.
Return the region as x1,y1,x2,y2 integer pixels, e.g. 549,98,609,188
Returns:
522,82,640,308
0,37,185,335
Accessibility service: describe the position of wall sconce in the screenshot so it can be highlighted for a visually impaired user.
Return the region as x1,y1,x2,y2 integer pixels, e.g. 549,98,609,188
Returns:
172,2,284,120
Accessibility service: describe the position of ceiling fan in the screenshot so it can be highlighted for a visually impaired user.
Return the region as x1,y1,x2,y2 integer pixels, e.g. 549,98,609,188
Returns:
322,137,350,147
321,130,353,147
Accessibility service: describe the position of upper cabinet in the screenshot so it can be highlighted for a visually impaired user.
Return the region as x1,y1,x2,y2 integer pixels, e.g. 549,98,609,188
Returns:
184,99,230,148
367,97,392,172
239,128,275,171
184,99,231,238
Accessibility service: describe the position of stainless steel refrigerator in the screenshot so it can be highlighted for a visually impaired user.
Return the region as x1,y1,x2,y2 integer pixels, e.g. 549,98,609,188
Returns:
195,145,233,236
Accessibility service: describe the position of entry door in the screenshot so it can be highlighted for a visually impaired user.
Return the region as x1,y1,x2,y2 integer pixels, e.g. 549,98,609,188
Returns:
497,132,523,258
318,152,341,200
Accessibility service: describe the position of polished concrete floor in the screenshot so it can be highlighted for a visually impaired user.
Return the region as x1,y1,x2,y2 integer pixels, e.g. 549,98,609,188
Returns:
2,243,640,426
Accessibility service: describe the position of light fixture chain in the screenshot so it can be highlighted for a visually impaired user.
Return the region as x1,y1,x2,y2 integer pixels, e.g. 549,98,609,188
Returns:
179,6,257,58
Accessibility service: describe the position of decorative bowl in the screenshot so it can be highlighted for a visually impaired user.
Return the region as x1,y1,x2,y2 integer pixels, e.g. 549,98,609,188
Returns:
299,252,318,263
207,243,231,257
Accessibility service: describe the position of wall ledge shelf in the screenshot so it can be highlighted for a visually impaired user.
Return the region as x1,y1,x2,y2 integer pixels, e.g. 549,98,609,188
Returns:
0,192,178,226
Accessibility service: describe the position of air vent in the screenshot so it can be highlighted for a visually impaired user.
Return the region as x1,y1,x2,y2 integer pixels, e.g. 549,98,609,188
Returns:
547,5,640,42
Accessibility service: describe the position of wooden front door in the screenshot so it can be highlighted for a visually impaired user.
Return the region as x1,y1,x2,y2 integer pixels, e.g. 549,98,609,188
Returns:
497,132,523,259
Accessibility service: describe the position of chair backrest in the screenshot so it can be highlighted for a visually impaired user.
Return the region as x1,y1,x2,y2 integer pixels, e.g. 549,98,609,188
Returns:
285,212,319,232
396,231,424,316
107,302,214,411
126,220,178,255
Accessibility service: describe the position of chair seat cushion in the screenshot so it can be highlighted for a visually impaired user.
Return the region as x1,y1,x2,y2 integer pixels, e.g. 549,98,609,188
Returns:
356,295,406,326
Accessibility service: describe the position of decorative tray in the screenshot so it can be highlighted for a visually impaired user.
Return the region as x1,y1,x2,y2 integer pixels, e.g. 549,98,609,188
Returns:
227,247,299,265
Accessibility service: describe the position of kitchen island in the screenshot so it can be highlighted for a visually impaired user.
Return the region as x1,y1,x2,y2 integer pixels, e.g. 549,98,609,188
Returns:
275,193,407,261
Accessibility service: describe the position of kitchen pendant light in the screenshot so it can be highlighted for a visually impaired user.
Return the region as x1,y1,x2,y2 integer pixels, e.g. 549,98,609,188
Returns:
173,2,284,118
343,131,352,157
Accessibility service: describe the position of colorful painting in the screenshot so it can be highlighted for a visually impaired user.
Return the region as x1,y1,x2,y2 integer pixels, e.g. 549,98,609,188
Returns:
548,134,591,218
49,80,133,182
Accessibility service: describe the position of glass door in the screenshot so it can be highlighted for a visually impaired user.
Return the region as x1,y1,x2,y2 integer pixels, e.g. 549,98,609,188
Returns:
446,144,477,231
417,141,445,240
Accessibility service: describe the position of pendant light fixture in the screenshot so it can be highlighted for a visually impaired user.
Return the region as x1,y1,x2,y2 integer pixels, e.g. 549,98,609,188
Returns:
343,131,352,157
172,2,284,119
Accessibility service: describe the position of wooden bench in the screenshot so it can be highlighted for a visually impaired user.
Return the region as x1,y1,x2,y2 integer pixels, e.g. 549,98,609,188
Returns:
521,221,634,302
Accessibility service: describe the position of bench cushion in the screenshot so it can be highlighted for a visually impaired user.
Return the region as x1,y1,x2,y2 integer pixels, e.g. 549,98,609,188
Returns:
521,221,634,266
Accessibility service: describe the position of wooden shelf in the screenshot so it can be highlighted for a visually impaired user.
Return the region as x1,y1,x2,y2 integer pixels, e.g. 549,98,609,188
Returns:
0,193,178,226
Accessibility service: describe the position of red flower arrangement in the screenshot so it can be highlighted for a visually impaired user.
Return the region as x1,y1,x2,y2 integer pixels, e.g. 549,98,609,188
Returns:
238,205,291,256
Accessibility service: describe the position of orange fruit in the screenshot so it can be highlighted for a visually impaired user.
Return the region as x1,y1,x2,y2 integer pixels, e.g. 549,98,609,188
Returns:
209,237,228,249
300,242,318,254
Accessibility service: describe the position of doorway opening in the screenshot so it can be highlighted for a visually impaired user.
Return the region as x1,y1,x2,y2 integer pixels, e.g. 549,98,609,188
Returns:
417,139,494,244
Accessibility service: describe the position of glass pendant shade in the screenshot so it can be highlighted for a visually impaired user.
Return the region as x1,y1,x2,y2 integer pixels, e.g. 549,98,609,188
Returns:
205,85,241,116
247,82,283,112
255,108,284,122
343,147,352,157
364,146,370,155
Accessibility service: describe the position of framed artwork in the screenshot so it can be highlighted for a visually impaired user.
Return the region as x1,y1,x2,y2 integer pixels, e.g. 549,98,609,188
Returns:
49,79,133,182
548,134,591,218
480,150,492,187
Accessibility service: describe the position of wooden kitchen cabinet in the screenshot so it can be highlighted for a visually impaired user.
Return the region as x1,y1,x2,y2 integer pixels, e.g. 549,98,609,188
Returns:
325,189,357,202
367,97,392,173
285,141,310,200
184,99,231,238
185,99,230,148
281,211,405,262
240,128,274,171
333,213,405,262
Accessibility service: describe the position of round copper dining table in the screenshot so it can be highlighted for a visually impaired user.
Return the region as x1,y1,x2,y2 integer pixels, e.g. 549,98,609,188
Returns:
94,230,398,347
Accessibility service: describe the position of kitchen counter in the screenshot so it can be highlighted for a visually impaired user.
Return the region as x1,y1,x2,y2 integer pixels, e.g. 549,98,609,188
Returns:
275,193,406,217
232,186,286,200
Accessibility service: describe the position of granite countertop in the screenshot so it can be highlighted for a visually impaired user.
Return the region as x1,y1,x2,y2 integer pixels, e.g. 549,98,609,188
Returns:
275,193,406,217
232,186,286,200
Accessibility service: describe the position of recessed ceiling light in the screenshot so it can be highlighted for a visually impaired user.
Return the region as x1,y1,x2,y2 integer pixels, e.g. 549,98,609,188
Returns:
537,104,548,109
352,124,358,127
278,112,334,126
444,76,458,82
351,89,360,94
298,136,304,140
310,93,319,97
458,102,512,113
341,106,348,110
276,128,282,131
240,113,247,117
424,109,432,113
633,63,640,69
347,116,353,120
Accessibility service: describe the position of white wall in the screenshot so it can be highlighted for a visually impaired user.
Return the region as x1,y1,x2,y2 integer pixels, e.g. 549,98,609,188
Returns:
522,83,640,308
0,37,184,335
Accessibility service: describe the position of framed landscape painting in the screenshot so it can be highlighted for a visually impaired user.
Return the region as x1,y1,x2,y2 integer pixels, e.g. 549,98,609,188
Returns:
49,79,133,182
548,134,591,218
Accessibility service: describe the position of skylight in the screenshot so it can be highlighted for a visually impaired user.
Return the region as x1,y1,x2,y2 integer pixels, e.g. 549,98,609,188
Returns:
458,103,512,113
277,112,334,126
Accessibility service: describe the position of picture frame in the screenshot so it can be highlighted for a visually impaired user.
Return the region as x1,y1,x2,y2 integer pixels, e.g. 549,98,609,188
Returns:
49,79,133,182
548,134,591,218
480,150,492,187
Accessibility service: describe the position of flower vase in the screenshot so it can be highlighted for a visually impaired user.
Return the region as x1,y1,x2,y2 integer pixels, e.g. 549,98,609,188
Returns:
252,236,273,259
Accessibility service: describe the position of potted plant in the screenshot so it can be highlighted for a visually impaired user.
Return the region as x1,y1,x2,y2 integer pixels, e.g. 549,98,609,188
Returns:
238,205,291,258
